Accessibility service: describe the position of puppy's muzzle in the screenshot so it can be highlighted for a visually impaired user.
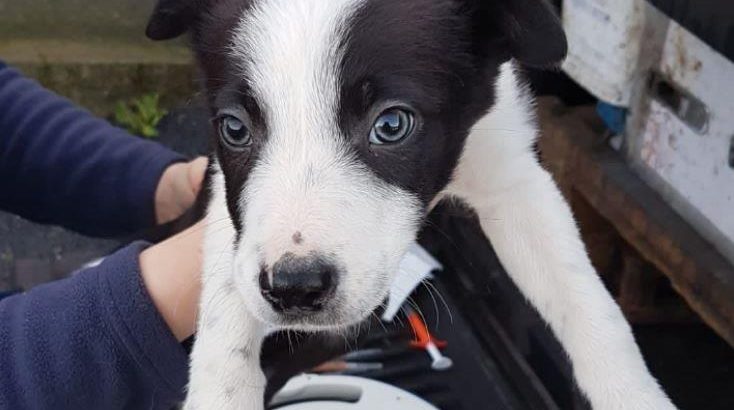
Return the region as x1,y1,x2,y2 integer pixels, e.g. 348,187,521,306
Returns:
259,253,338,315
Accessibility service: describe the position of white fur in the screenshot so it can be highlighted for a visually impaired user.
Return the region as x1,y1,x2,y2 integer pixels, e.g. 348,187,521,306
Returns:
229,0,421,329
185,167,267,410
186,2,675,409
186,1,420,409
444,63,675,409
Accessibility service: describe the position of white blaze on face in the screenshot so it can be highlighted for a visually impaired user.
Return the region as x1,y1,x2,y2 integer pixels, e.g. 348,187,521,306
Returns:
228,0,422,327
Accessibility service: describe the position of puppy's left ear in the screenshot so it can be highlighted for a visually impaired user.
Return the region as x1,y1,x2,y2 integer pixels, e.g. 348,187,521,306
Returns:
146,0,203,41
493,0,567,67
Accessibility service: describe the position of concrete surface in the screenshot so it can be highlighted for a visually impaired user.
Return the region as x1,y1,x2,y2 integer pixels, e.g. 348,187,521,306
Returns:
0,0,197,117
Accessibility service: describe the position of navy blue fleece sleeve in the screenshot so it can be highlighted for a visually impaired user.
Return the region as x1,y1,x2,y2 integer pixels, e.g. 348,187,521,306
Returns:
0,61,186,237
0,243,189,410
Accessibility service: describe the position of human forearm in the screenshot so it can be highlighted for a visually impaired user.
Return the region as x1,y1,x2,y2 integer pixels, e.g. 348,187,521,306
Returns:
140,221,204,341
0,61,186,236
0,243,190,409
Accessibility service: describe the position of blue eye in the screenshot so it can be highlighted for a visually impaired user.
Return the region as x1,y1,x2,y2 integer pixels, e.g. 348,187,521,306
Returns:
369,108,415,144
219,115,251,148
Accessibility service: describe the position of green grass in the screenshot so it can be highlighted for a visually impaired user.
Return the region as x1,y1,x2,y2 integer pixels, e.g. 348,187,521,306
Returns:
114,93,167,138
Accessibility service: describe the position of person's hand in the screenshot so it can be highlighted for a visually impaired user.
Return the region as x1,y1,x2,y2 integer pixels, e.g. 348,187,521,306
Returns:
155,157,208,225
140,221,204,341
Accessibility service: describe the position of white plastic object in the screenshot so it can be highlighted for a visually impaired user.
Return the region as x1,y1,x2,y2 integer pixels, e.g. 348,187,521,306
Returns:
425,342,453,371
381,243,442,322
270,374,438,410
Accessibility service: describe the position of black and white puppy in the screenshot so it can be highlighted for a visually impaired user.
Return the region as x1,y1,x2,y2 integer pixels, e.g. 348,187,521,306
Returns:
147,0,675,409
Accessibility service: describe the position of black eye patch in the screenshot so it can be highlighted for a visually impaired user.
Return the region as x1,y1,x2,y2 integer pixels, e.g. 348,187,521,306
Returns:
335,0,495,205
210,85,267,234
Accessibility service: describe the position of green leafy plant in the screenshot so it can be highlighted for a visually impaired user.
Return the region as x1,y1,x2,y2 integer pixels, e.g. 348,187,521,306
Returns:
114,93,167,138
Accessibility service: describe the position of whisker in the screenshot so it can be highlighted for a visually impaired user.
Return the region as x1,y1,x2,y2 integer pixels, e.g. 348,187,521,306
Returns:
421,280,441,328
423,280,453,325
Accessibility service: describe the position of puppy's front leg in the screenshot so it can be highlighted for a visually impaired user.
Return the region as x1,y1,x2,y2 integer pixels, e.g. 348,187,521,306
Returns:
446,96,675,407
185,281,267,410
183,169,268,410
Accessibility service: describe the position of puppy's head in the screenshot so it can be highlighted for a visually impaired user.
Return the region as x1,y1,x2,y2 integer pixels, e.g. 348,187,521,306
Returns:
147,0,565,330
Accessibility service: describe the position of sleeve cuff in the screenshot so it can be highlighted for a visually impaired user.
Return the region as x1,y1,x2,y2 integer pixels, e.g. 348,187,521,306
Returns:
97,242,189,399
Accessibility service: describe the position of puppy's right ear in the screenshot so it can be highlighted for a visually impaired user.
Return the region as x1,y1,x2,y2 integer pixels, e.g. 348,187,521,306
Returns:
146,0,202,41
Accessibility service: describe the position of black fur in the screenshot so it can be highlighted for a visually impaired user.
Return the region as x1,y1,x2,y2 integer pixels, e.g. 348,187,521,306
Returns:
146,0,202,40
212,86,266,234
338,0,503,205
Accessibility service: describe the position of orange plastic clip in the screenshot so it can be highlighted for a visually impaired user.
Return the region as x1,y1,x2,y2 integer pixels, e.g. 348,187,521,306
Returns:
406,309,447,350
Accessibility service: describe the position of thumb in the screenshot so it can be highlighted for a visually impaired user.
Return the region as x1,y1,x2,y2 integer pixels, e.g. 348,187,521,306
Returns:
187,157,209,197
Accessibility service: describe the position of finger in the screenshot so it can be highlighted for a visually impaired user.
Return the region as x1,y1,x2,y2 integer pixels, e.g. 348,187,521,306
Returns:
187,157,209,197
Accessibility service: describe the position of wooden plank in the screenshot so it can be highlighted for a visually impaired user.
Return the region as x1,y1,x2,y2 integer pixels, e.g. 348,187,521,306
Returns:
536,98,734,347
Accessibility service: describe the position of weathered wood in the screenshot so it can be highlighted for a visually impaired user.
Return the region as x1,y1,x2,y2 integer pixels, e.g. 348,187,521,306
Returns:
618,250,656,309
536,98,734,347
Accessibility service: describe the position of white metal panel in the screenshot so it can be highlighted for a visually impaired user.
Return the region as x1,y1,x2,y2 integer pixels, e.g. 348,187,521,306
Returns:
562,0,734,261
562,0,647,106
627,22,734,261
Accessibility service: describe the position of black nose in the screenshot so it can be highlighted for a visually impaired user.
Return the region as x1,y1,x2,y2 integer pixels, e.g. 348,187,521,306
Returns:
259,254,337,314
